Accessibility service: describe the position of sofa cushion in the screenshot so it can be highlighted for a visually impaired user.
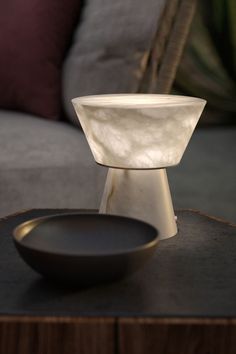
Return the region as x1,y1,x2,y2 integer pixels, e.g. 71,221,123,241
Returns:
0,0,81,120
62,0,166,124
0,111,106,218
168,127,236,224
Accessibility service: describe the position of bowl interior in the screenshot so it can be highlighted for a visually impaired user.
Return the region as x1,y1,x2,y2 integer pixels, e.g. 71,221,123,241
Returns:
14,213,158,256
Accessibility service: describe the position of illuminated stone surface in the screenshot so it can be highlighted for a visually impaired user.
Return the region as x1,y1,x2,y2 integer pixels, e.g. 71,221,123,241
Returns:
72,94,206,169
72,94,206,239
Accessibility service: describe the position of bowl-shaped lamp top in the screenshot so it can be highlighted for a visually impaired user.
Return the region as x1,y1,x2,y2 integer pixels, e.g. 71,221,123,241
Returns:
72,94,206,169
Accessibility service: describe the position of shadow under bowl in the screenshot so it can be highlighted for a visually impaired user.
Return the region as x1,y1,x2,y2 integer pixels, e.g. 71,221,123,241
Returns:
13,213,159,287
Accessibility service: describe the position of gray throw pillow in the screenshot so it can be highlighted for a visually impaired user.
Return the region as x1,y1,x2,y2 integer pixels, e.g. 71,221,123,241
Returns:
62,0,166,125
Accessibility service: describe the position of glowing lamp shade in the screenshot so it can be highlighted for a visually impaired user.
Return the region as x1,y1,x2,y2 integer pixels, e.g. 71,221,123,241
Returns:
72,94,206,239
72,94,206,169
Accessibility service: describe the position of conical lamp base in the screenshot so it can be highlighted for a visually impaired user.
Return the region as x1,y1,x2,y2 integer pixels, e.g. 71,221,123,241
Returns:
99,168,177,239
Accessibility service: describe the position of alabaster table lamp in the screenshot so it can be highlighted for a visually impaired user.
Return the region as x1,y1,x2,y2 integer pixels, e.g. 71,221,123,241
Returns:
72,94,206,239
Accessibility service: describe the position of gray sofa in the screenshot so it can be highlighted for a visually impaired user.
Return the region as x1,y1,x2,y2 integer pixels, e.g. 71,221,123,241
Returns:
1,0,235,223
0,0,166,217
0,110,106,216
169,127,236,224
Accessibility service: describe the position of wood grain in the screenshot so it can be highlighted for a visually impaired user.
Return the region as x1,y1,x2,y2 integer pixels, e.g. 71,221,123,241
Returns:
0,316,115,354
119,318,236,354
2,316,236,354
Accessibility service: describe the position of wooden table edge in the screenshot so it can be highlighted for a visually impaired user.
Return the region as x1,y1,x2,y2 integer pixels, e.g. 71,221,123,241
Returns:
2,208,236,228
1,316,236,325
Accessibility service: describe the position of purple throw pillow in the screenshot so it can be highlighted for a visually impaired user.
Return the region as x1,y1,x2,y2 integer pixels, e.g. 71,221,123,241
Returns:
0,0,81,120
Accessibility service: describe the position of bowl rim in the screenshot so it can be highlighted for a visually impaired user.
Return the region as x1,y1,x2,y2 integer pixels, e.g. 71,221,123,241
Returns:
13,213,159,257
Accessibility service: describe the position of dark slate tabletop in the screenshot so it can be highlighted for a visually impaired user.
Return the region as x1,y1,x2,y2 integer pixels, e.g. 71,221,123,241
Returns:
0,209,236,318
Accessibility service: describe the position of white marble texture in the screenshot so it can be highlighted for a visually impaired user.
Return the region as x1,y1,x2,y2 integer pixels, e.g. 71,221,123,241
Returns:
99,168,177,239
72,94,206,169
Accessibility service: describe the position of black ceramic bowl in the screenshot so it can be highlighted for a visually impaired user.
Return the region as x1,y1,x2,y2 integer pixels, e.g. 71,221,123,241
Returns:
13,213,159,286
